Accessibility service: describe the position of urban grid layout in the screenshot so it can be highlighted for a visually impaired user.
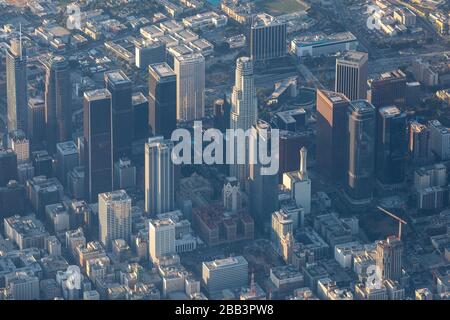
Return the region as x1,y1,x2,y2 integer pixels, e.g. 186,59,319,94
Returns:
0,0,449,303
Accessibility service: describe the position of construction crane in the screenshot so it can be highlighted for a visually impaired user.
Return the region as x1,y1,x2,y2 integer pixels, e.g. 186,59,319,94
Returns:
377,206,407,240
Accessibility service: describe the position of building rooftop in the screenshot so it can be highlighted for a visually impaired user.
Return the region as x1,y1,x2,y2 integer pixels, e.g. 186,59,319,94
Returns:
149,62,176,78
379,105,403,118
104,70,131,85
349,100,375,114
204,256,248,270
99,190,131,203
292,32,356,47
337,51,368,64
56,141,78,156
252,13,280,28
84,89,111,101
132,92,148,106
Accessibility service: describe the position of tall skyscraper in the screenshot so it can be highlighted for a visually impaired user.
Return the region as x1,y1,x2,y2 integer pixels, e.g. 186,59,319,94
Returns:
250,13,287,62
409,121,430,164
145,136,174,215
230,57,258,187
98,190,132,250
376,236,403,281
249,121,279,232
174,53,205,122
27,97,45,147
346,100,376,203
368,70,407,110
132,92,149,141
316,90,350,182
44,56,72,154
56,141,79,187
376,106,407,186
148,63,177,139
83,89,113,203
6,35,28,134
335,51,368,101
0,149,18,187
104,70,133,160
149,218,176,263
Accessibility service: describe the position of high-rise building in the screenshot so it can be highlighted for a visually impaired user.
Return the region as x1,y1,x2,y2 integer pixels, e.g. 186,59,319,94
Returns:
367,70,406,110
104,70,133,160
98,190,132,251
114,157,136,190
135,39,166,70
31,150,53,178
6,36,28,134
249,121,279,232
428,120,450,161
375,106,407,185
56,141,79,187
202,256,248,296
250,13,287,62
346,100,376,203
316,90,350,182
148,63,177,139
409,121,430,164
131,92,149,141
335,51,368,101
230,57,258,187
174,53,205,122
83,89,113,203
283,147,311,215
44,56,72,154
0,149,18,187
9,130,29,164
376,236,403,281
149,218,176,263
27,97,45,147
145,136,174,215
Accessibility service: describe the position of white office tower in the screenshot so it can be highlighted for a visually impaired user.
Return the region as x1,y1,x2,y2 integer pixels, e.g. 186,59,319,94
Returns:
145,136,175,215
149,218,176,264
222,176,242,213
283,147,311,214
202,256,249,297
98,190,132,250
174,53,205,122
230,57,258,187
335,51,368,100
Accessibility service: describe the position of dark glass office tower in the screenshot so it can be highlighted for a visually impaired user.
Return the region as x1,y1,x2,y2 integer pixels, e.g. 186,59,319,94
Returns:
104,70,133,160
316,90,350,183
368,70,407,110
0,149,18,187
132,92,149,141
44,56,72,154
249,120,279,233
148,63,177,139
6,37,27,134
83,89,113,203
376,106,407,185
346,100,376,203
